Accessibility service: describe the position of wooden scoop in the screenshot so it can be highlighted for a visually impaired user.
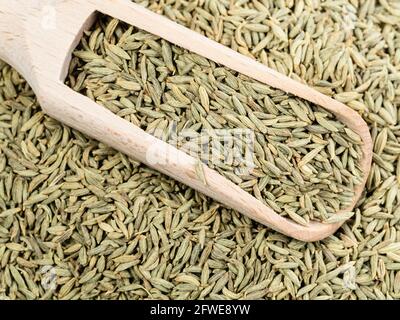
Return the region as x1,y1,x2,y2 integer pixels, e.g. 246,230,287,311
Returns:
0,0,373,241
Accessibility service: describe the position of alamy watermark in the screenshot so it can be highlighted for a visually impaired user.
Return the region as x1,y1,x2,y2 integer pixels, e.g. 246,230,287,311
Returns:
343,265,356,290
146,123,255,175
40,265,57,291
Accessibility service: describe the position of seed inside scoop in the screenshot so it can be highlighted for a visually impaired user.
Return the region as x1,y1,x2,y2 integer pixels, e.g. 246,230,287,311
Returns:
67,15,364,224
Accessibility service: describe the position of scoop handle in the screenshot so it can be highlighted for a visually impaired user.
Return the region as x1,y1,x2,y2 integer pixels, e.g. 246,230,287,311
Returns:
0,2,30,77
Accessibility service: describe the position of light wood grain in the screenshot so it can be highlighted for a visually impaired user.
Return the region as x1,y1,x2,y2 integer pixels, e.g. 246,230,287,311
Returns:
0,0,373,241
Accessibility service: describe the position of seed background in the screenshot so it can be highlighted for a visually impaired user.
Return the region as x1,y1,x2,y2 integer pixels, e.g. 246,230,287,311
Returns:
0,0,399,299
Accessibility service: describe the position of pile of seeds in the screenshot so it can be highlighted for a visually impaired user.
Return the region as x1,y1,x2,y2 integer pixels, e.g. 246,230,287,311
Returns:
67,15,363,224
0,0,399,300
